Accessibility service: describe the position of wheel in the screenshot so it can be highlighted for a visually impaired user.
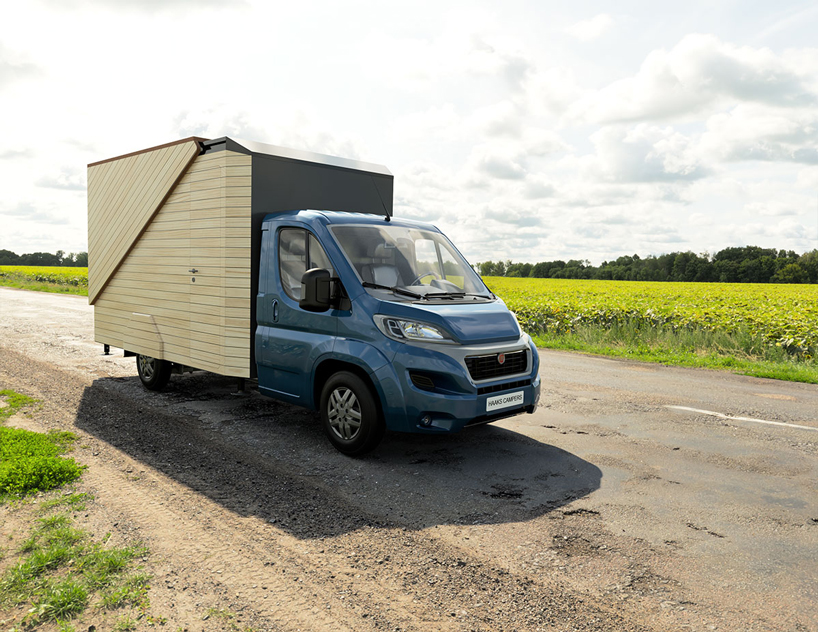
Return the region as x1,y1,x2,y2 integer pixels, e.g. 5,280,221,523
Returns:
136,354,172,391
320,371,385,456
409,271,440,285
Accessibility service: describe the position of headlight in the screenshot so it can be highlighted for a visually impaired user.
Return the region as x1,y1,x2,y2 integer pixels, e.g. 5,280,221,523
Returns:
374,315,455,344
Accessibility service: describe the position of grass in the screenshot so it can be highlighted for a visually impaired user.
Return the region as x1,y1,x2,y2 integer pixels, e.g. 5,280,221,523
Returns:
0,507,153,628
0,389,159,629
0,389,38,422
0,266,88,296
533,321,818,383
0,426,84,498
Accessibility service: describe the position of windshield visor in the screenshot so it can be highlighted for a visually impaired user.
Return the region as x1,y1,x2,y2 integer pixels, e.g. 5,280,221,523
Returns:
330,224,489,297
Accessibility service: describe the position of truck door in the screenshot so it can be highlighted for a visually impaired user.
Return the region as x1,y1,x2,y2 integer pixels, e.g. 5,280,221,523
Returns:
256,226,338,404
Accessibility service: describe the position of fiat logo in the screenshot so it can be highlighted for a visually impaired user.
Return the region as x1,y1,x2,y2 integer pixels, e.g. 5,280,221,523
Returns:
497,353,506,365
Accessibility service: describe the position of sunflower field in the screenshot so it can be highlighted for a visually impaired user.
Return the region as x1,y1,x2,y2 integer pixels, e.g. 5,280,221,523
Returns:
487,277,818,359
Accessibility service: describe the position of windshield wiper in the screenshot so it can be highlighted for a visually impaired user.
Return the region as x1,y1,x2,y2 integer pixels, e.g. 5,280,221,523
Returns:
361,281,422,300
424,292,492,299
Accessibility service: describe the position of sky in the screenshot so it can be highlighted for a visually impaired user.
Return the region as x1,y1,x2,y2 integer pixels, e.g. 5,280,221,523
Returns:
2,0,818,265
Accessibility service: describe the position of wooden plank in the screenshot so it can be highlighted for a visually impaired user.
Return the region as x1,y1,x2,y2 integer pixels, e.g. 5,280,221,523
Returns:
90,142,195,291
88,141,199,302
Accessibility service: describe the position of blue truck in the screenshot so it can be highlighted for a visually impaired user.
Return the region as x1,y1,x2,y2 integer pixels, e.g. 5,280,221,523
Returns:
87,137,540,455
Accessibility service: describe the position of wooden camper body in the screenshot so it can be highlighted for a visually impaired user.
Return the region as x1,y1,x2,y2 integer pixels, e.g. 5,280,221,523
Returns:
87,136,393,378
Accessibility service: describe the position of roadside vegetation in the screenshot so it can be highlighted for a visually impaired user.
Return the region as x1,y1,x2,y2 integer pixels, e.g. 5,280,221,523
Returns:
490,277,818,384
3,258,817,382
0,266,88,296
0,390,159,630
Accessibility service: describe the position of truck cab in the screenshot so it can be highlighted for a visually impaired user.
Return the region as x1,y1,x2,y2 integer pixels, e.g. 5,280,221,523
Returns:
256,210,541,455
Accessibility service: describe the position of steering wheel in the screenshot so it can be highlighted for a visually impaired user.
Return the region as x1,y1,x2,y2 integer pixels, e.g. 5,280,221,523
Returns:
409,271,440,285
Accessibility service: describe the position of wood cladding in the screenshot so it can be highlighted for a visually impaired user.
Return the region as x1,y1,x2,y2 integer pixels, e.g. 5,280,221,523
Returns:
89,148,253,378
87,140,201,303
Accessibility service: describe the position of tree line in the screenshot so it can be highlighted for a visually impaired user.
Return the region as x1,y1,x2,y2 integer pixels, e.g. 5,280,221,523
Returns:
478,246,818,284
0,249,88,267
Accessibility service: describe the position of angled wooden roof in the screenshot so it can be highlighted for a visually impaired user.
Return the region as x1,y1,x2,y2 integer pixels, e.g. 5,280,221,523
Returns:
87,137,205,304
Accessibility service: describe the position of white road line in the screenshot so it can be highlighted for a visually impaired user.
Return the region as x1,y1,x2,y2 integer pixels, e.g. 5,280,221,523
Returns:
666,406,818,432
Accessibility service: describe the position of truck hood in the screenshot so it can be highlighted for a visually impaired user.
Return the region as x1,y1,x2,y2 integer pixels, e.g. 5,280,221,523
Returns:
377,299,521,345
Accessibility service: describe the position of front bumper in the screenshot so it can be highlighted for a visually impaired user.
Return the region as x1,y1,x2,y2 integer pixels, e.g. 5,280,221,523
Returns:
372,335,541,433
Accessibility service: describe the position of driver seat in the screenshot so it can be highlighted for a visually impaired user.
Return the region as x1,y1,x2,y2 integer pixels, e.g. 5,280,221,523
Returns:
361,243,400,286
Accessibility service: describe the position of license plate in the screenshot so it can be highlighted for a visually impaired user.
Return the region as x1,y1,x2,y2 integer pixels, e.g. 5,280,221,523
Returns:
486,390,525,413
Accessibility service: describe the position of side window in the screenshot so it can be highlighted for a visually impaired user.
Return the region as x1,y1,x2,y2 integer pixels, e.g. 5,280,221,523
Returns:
280,229,306,300
309,234,334,276
279,229,334,301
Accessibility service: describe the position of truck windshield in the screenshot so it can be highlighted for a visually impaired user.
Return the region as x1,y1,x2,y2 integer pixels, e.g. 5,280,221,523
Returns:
330,224,490,298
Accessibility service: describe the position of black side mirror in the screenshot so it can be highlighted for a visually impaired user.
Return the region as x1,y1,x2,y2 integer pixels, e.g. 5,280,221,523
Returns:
300,268,332,312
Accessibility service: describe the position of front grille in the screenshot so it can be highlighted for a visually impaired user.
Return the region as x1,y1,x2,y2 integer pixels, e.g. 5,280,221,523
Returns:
477,379,531,396
465,349,528,381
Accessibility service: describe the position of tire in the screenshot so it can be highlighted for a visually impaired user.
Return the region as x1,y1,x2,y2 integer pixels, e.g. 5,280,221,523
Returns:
136,354,172,391
320,371,385,456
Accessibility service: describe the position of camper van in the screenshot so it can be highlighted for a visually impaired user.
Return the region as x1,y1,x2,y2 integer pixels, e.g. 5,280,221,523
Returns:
87,137,540,454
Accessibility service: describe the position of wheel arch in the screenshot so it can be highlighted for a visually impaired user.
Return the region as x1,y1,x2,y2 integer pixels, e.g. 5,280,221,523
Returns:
312,359,382,418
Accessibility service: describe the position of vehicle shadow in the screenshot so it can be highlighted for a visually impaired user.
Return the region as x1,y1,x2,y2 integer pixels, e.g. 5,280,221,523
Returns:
75,373,602,540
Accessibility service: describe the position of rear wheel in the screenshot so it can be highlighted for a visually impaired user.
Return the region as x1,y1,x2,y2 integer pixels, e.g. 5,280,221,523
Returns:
136,354,172,391
320,371,385,456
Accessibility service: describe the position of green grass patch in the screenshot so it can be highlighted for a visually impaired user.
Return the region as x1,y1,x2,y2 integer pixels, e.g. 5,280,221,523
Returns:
39,492,91,512
0,389,37,422
533,322,818,383
0,510,152,628
0,426,84,498
0,266,88,296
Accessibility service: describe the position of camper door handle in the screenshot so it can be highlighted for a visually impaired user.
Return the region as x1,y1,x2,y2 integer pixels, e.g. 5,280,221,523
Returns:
189,268,198,274
272,299,279,322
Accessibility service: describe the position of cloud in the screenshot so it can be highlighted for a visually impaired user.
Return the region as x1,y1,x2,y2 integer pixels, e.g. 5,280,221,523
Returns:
591,124,709,183
0,202,69,224
40,0,243,10
565,14,614,42
0,148,33,160
745,201,798,217
0,43,41,90
35,168,86,191
571,34,817,124
699,105,818,164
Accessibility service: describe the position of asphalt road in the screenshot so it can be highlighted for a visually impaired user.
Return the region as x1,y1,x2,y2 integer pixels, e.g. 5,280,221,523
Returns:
1,286,816,631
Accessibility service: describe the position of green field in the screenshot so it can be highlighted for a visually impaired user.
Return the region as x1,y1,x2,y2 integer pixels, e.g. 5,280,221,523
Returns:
1,266,816,381
486,277,818,382
0,265,88,295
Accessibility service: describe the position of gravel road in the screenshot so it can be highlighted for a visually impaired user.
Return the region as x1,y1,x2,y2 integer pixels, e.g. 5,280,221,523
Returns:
1,287,816,631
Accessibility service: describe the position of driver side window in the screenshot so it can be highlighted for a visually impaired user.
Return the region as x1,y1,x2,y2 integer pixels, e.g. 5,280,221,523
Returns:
279,229,333,301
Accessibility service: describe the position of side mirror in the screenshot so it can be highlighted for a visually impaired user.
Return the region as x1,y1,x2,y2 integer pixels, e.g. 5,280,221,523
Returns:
300,268,332,312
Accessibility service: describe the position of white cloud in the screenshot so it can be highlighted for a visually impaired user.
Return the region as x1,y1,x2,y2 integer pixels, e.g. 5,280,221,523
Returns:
571,34,817,124
591,124,709,183
0,43,41,89
565,14,614,42
35,168,86,191
699,105,818,164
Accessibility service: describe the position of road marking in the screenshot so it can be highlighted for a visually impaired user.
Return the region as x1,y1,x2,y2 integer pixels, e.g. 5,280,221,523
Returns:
666,406,818,432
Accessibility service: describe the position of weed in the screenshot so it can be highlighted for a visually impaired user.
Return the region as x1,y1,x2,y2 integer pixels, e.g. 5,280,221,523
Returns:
39,492,91,512
0,390,37,422
25,578,88,624
100,573,151,609
113,614,139,631
0,426,84,498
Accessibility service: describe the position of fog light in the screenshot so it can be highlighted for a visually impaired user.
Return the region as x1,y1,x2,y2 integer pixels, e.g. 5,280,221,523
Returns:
420,414,432,427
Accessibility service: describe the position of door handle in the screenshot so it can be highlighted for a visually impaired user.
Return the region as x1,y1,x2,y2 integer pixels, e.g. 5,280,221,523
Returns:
272,299,279,322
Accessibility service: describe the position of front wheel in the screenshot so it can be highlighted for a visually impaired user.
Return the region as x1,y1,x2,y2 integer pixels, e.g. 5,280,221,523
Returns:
136,354,172,391
320,372,385,456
